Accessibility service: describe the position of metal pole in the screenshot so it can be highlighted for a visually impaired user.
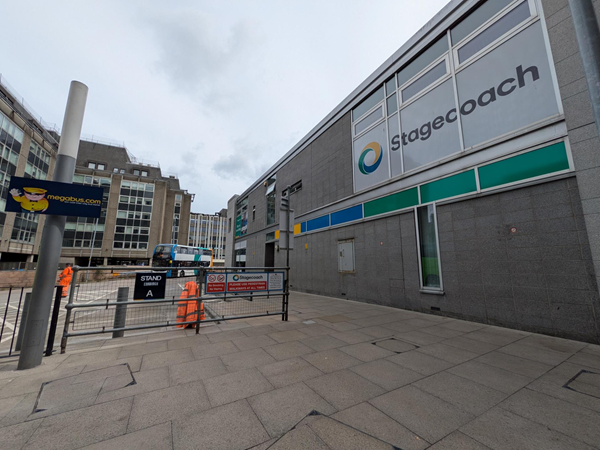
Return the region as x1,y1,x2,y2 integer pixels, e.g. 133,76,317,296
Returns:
18,81,88,370
569,0,600,139
60,266,78,354
86,217,99,282
0,287,12,343
45,286,63,356
9,288,25,355
112,287,129,338
15,292,32,352
285,186,290,322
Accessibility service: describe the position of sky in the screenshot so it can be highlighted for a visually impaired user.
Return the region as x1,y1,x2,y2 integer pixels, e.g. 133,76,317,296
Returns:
2,0,449,213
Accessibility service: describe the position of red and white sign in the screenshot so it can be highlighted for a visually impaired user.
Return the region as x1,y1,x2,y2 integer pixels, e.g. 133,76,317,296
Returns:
227,273,267,292
204,272,284,294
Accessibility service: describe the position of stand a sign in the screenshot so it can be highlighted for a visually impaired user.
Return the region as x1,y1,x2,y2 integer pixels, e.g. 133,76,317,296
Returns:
134,272,166,300
205,272,284,294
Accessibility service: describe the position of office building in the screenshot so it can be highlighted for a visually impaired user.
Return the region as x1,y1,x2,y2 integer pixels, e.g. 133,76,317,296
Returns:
188,210,227,261
227,0,600,343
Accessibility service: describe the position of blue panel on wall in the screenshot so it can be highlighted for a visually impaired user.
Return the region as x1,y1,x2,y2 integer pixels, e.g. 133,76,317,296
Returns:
301,222,306,233
331,204,363,226
306,215,330,232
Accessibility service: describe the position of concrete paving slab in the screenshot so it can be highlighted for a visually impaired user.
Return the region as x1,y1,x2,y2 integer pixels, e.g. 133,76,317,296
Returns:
166,334,210,351
80,421,172,449
307,414,394,450
305,369,385,410
374,337,417,353
270,321,306,331
0,394,26,421
207,329,247,343
71,363,131,384
302,349,362,373
395,330,446,346
381,321,423,333
36,378,105,412
447,360,532,394
498,342,572,366
231,334,278,351
98,373,136,393
218,321,252,331
169,357,229,386
418,325,465,339
460,407,594,450
339,342,395,362
428,431,492,449
258,358,324,389
567,351,600,370
441,336,500,355
416,343,479,364
287,324,331,337
0,365,85,400
248,382,336,438
22,397,133,450
350,359,423,391
301,335,347,352
248,437,277,450
145,330,187,343
268,329,309,343
96,367,170,403
264,341,314,361
220,348,277,371
127,380,211,432
370,385,475,443
319,315,352,323
463,328,528,346
241,325,277,337
413,372,507,415
203,368,273,406
333,402,430,450
0,392,37,427
190,340,242,360
173,399,270,450
326,321,363,332
476,351,553,378
386,350,453,375
500,388,600,447
60,348,122,367
439,320,487,332
330,330,374,344
517,334,587,354
81,356,143,373
268,424,330,450
359,326,396,339
0,418,42,450
140,348,194,371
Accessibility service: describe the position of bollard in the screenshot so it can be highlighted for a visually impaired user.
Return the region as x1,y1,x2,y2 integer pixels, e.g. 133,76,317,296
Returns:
15,293,32,352
112,287,129,338
45,286,63,357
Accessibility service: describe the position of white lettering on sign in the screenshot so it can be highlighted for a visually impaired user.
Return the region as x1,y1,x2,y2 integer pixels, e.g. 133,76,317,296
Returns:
146,290,153,297
141,275,163,282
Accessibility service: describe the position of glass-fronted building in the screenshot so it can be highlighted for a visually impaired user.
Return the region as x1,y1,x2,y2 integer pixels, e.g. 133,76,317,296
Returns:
227,0,600,343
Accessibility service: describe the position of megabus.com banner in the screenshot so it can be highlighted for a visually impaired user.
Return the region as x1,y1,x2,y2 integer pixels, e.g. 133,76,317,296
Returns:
5,177,103,218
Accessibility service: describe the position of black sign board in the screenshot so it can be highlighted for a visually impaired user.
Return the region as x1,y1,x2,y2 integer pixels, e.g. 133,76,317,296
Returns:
5,176,103,218
134,272,166,300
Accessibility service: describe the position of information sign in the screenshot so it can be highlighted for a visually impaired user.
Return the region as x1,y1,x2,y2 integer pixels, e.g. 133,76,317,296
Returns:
204,272,285,294
134,272,166,300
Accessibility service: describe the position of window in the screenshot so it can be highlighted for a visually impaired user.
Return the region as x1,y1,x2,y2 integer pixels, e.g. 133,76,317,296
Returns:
228,218,232,233
97,164,105,171
175,194,182,201
338,239,355,273
141,170,148,177
235,198,249,237
133,169,140,176
397,36,448,88
352,86,384,121
112,179,152,250
282,181,302,197
401,59,447,102
415,204,442,290
451,0,515,44
266,192,276,226
88,162,96,169
456,0,531,63
113,168,119,173
120,169,125,174
355,106,384,135
252,206,256,221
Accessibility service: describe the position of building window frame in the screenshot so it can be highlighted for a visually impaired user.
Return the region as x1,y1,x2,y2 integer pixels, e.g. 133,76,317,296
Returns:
414,204,444,293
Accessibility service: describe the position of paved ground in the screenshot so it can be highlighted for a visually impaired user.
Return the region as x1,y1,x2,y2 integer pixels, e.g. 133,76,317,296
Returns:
0,291,599,449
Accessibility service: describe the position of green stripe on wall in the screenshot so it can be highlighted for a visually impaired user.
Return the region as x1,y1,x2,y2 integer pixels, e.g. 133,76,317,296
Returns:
364,187,419,217
420,170,477,203
478,142,569,190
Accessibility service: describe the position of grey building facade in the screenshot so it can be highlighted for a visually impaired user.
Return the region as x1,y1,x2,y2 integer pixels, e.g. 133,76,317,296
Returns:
189,209,227,261
228,0,600,343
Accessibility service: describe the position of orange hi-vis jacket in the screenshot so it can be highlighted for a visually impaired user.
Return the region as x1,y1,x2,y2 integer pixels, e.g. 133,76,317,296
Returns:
176,281,205,328
58,266,73,297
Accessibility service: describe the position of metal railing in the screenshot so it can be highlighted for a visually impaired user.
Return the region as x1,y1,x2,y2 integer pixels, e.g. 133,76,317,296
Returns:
60,265,289,353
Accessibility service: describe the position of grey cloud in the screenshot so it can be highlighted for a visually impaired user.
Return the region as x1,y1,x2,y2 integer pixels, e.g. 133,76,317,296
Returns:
144,10,256,110
212,140,270,182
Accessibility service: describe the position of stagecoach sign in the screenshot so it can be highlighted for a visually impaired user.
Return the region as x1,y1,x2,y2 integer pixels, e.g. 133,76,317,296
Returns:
205,272,285,294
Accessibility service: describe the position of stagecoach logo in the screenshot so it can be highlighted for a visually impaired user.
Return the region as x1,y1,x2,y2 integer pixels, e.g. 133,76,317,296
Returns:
233,274,240,281
358,142,383,175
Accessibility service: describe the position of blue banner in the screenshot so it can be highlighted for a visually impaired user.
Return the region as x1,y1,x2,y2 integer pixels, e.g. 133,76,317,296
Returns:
5,177,103,218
